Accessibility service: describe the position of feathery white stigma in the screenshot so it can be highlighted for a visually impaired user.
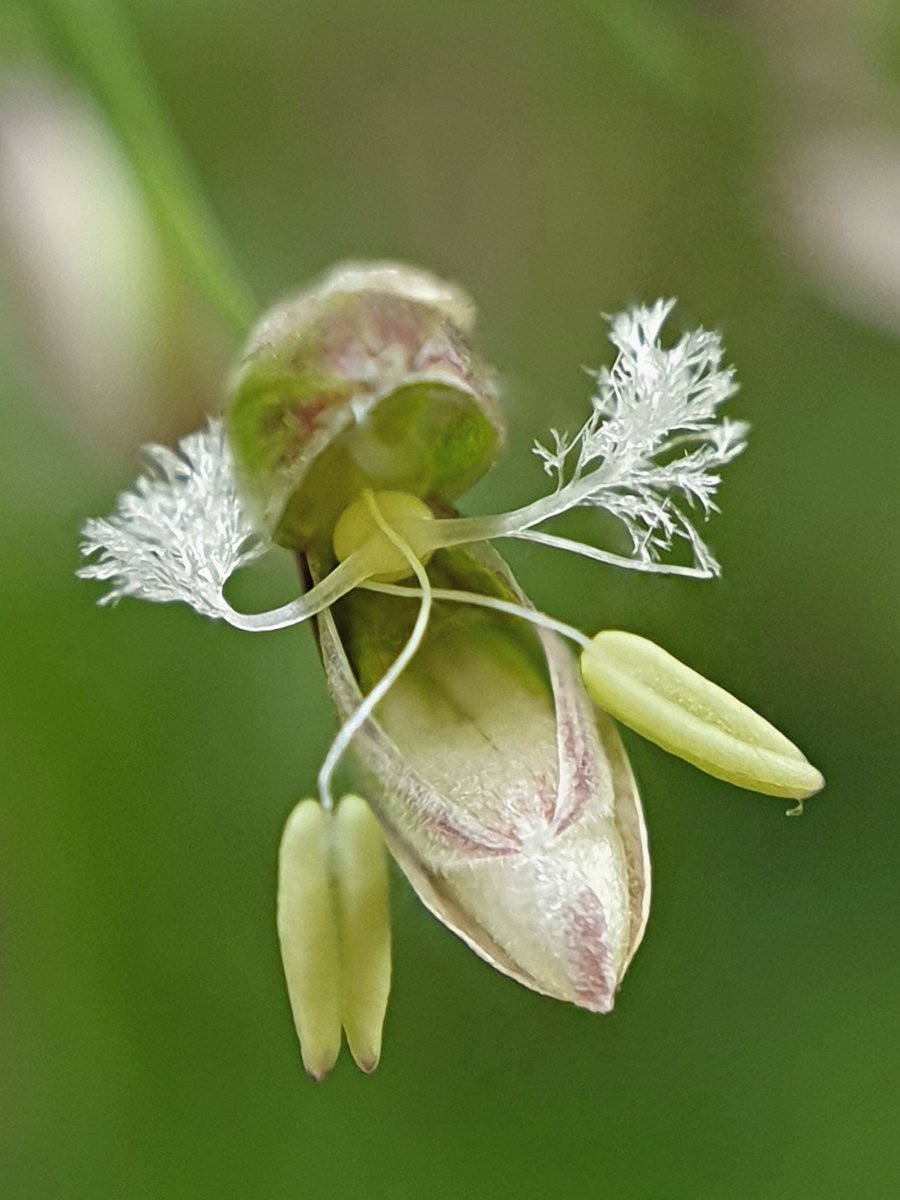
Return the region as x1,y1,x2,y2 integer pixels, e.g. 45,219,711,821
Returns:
78,419,265,618
532,300,748,575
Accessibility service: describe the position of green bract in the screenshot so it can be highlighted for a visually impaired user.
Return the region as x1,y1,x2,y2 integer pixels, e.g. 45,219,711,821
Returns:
226,262,503,548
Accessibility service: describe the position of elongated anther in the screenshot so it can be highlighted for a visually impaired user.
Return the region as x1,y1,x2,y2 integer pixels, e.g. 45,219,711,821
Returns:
581,631,824,801
277,801,342,1081
333,796,392,1073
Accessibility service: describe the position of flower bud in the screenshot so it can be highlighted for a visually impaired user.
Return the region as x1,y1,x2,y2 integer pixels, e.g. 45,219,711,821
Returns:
313,540,651,1014
225,262,502,548
580,630,824,801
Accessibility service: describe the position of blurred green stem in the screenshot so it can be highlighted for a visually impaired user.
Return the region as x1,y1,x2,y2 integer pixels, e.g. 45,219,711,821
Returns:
42,0,257,335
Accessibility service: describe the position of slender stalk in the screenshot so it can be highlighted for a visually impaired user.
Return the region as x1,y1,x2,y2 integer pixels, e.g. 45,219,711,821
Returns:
416,467,624,555
42,0,256,334
224,551,372,632
363,581,595,652
317,495,433,810
506,530,714,578
417,507,714,578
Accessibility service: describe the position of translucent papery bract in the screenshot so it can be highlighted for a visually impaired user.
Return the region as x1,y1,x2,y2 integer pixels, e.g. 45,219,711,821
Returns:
310,539,650,1013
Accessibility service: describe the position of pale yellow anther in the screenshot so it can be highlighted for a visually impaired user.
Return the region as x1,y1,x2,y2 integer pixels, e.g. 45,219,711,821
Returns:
333,489,434,583
333,796,392,1073
276,800,342,1081
277,795,393,1080
581,630,825,802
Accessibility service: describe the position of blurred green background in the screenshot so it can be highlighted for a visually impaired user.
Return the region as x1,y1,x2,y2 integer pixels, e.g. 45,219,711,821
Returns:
2,1,899,1197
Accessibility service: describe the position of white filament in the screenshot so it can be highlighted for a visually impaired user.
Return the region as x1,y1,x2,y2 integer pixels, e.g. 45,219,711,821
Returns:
363,579,594,652
317,494,434,810
224,551,372,632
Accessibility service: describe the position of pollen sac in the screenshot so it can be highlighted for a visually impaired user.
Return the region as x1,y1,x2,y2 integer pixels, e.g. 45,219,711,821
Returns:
581,630,825,802
225,262,503,548
332,795,392,1073
277,795,392,1078
311,540,651,1015
277,800,342,1081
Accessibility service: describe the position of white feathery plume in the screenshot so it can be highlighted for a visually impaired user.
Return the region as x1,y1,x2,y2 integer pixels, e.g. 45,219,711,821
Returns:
78,419,265,619
530,300,748,576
